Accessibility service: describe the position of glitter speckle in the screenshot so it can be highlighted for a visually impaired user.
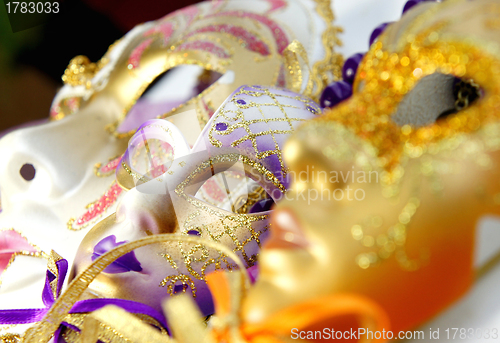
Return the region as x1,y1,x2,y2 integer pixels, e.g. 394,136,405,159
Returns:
215,122,228,131
306,105,317,114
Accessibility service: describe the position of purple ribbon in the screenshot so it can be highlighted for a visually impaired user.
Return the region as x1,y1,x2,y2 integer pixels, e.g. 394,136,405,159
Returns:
0,258,168,338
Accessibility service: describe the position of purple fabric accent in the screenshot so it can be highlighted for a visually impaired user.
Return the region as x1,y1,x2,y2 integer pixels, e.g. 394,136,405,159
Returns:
42,258,68,306
0,258,67,325
369,22,391,47
215,122,228,131
92,235,142,274
249,198,274,213
247,265,259,284
0,308,48,324
0,257,169,334
117,99,185,133
342,53,365,85
320,81,352,109
54,326,66,343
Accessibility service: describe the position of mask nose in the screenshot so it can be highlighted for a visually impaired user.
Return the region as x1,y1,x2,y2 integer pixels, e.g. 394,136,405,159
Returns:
0,98,123,207
264,209,309,250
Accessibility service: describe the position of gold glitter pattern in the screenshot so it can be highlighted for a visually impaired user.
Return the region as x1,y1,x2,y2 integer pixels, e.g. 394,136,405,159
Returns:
0,333,21,343
146,153,275,298
59,310,168,343
67,181,123,231
208,86,320,177
352,197,424,271
316,4,500,179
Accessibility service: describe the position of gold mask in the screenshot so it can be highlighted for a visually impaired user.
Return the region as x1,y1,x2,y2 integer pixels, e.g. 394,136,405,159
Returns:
243,0,500,334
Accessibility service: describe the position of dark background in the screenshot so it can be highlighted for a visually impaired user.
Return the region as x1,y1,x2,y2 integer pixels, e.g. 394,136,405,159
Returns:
0,0,202,133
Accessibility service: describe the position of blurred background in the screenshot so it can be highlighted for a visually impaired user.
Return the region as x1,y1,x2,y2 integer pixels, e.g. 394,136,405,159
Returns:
0,0,202,133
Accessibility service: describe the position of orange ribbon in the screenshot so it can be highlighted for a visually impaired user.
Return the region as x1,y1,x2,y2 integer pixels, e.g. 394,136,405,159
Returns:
207,271,391,343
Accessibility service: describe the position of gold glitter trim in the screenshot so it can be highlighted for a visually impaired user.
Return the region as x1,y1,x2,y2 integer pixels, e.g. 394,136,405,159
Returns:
310,0,344,100
66,180,123,232
283,40,314,97
61,55,108,88
0,333,21,343
106,51,229,140
94,155,122,178
319,21,500,178
208,86,318,178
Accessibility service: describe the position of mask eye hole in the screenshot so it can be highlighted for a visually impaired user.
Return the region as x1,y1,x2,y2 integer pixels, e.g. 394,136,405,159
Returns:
436,78,481,121
117,65,223,140
20,163,36,181
194,171,275,214
392,73,482,127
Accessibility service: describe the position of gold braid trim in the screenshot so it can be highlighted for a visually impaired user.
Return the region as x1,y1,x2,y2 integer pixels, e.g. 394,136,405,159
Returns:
22,235,249,343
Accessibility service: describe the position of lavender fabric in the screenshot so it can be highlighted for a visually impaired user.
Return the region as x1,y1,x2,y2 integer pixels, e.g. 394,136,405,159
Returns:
91,235,143,274
117,99,185,133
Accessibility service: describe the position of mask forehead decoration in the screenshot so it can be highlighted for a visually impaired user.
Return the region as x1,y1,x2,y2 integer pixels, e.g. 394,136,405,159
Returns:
0,0,341,290
318,0,500,175
51,0,342,136
241,0,500,335
71,85,319,318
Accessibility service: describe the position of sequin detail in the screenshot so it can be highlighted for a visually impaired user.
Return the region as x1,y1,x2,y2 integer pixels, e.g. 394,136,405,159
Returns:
67,182,123,231
215,122,228,131
94,155,123,177
209,86,320,177
207,11,289,53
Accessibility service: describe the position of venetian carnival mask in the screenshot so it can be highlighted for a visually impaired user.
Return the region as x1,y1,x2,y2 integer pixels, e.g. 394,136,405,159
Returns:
242,0,500,336
0,0,341,310
69,85,320,318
